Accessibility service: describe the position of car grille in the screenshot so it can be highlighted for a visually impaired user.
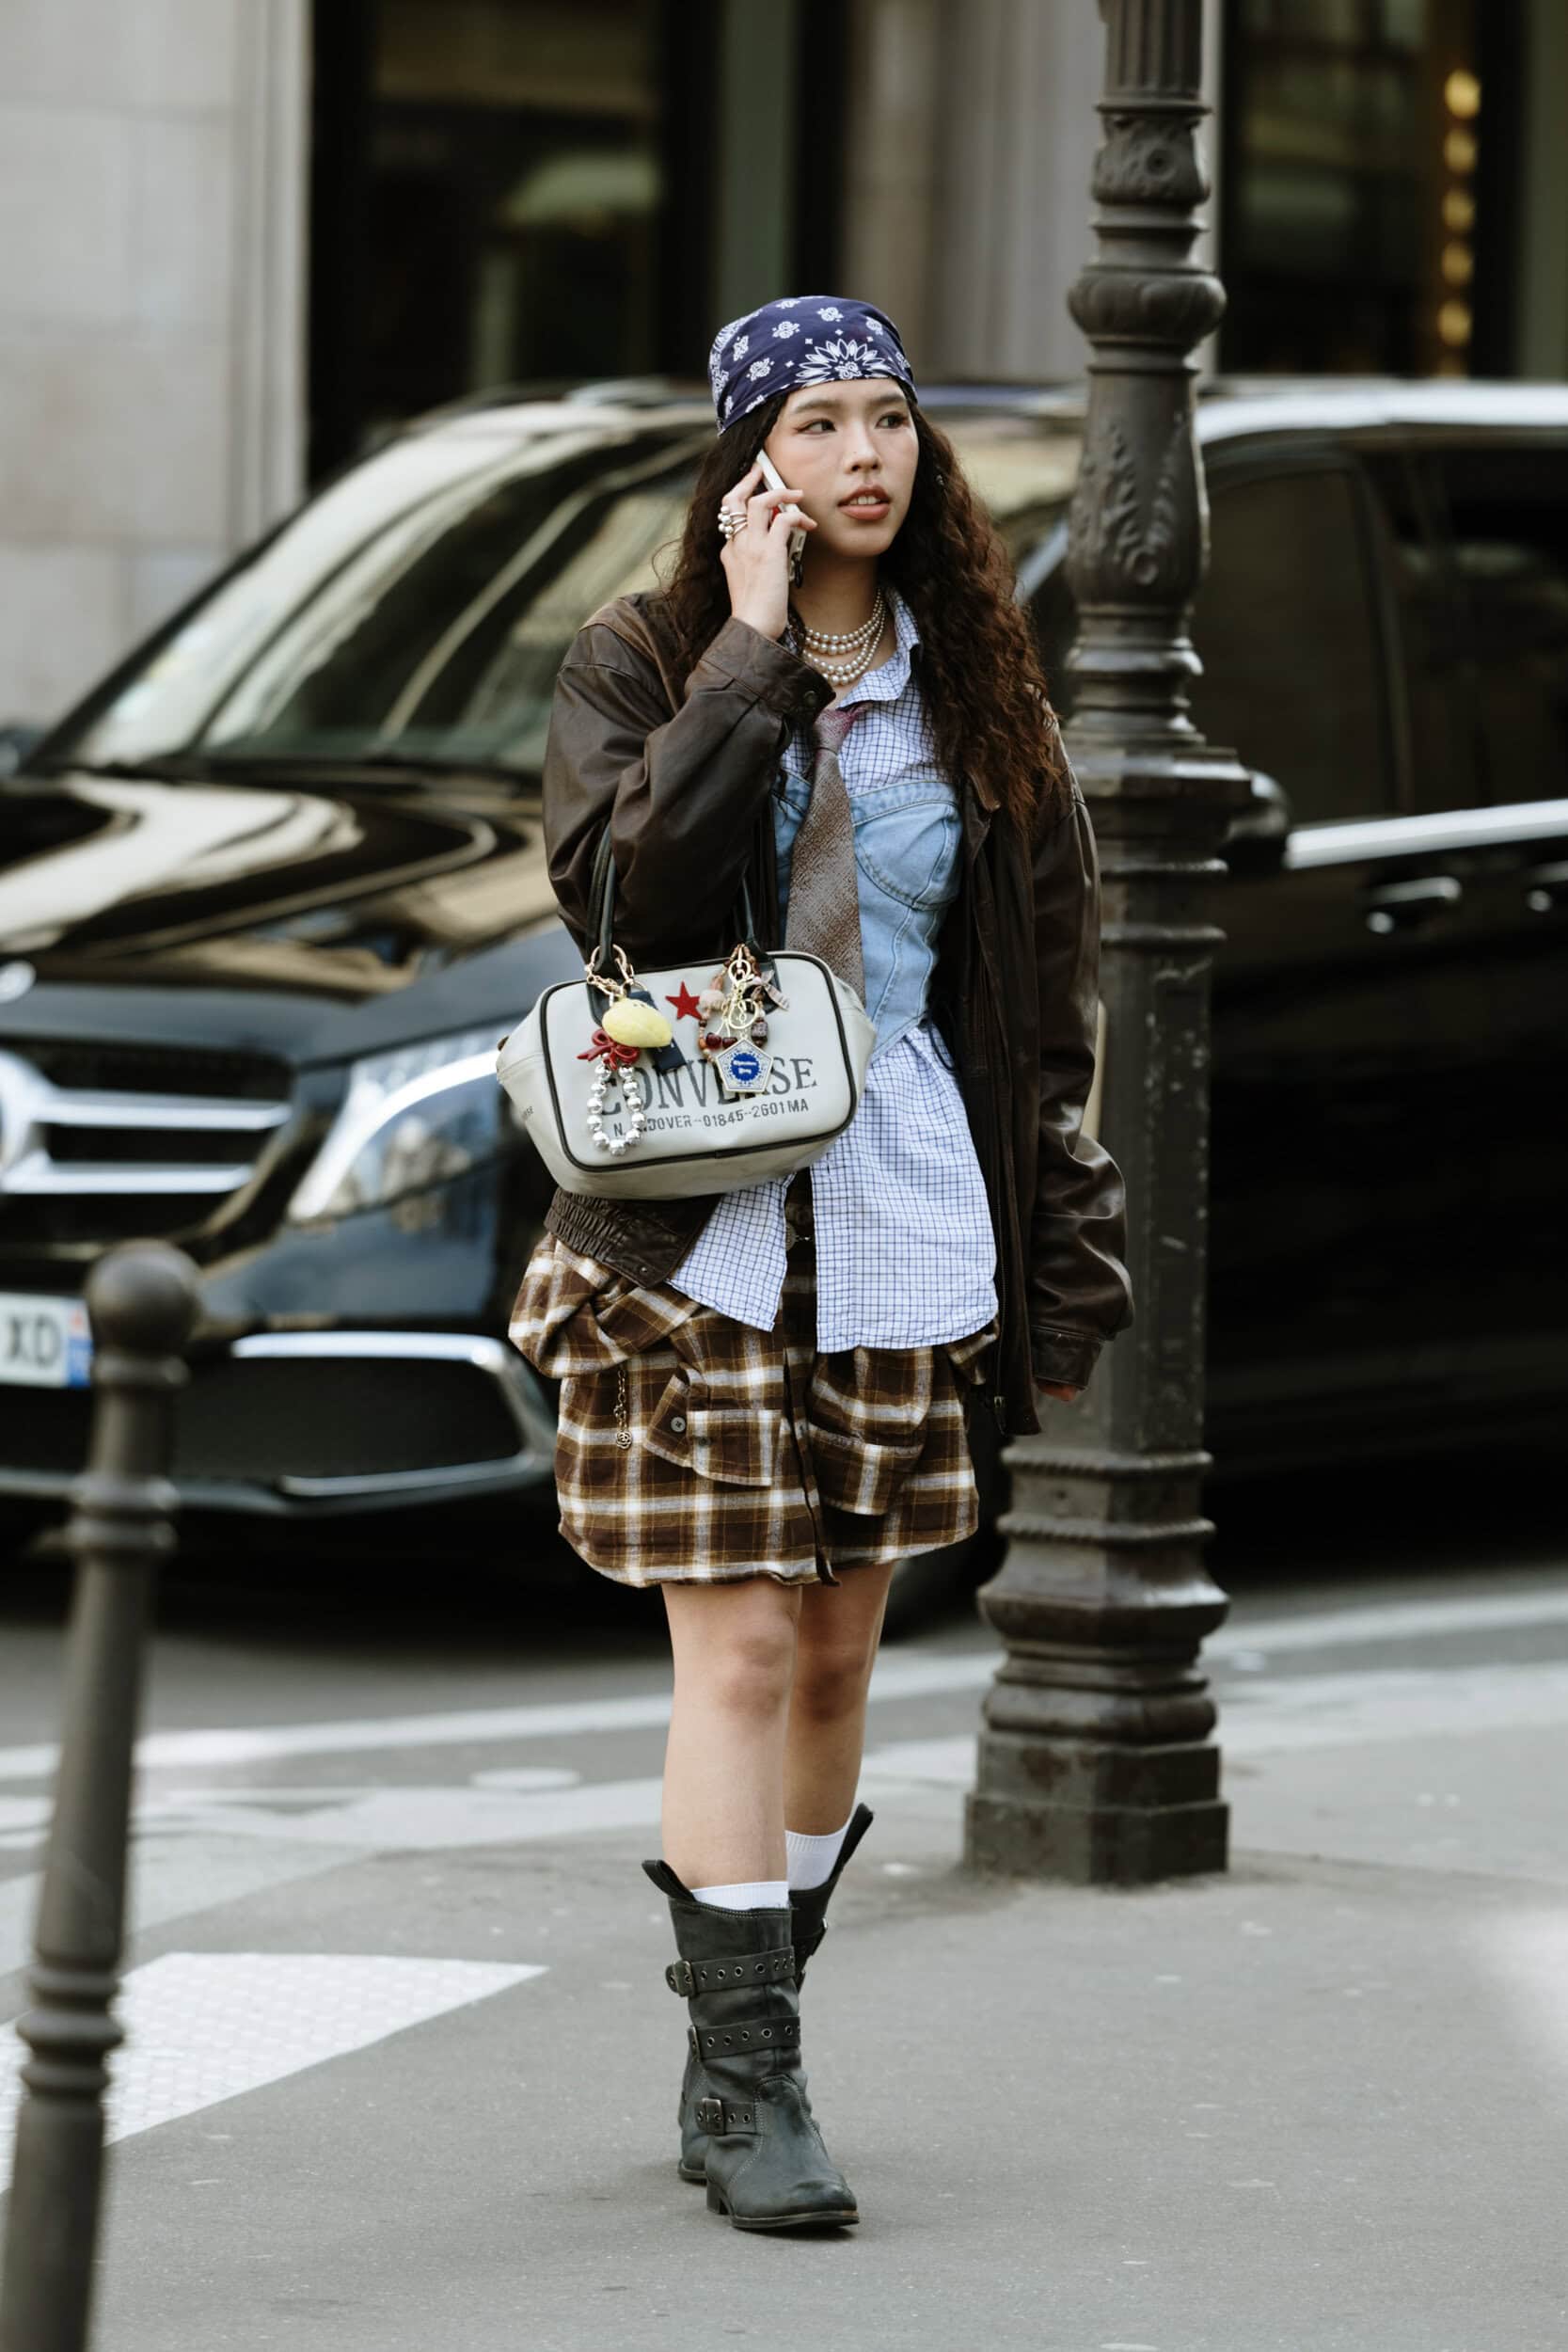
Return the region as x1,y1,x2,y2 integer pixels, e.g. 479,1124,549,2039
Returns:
24,1041,289,1100
0,1041,293,1249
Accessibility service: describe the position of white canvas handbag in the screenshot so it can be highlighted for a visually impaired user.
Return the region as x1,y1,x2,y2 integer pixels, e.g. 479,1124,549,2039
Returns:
496,847,875,1201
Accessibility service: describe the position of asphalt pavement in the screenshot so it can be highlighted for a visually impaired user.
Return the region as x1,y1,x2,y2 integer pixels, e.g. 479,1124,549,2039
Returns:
1,1490,1566,2352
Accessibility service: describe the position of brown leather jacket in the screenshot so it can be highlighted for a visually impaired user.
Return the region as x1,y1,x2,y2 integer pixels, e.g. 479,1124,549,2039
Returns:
538,589,1132,1438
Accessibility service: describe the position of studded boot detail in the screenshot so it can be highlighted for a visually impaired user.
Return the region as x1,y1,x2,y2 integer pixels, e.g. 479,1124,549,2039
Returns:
665,1805,875,2188
643,1860,858,2232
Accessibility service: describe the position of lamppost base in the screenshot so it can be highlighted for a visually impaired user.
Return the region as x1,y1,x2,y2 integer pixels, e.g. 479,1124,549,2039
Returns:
963,1736,1228,1885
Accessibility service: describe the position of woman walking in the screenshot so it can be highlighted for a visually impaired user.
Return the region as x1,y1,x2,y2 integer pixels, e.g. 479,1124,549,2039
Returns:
509,294,1131,2231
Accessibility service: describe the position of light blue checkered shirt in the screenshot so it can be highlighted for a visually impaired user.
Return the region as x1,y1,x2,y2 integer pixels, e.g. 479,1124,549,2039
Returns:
671,584,999,1349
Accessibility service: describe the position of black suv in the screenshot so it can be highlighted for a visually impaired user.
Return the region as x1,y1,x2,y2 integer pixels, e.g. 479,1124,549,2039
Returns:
1,379,1563,1551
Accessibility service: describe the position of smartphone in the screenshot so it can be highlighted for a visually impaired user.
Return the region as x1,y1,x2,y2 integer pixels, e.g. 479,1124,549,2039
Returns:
755,450,807,584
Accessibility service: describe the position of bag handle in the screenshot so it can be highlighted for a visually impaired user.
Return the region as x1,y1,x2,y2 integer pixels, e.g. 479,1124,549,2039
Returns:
589,828,760,982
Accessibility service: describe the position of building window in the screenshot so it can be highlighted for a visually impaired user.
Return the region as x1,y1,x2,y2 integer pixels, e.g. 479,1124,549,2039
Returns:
309,0,718,476
1218,0,1515,376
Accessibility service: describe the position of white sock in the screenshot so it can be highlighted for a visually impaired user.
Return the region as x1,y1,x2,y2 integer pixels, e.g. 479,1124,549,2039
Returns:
689,1880,790,1912
785,1813,855,1893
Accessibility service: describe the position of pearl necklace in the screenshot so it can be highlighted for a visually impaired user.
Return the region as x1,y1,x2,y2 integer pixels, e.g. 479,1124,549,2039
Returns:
788,589,887,689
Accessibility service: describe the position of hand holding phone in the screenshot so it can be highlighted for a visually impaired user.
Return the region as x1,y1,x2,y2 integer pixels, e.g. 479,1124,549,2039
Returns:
720,454,816,640
755,451,809,583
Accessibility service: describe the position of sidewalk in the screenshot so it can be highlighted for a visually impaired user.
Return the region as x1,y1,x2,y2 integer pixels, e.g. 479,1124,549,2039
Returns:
74,1633,1568,2352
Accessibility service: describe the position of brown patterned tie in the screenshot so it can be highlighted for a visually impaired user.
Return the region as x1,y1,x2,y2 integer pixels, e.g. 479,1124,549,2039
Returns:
784,703,865,1002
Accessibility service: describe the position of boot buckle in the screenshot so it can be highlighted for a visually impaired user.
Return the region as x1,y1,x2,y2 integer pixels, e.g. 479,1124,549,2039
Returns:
695,2095,756,2136
666,1945,796,1996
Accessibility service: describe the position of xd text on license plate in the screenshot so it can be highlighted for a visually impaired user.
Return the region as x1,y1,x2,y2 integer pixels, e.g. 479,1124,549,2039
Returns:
0,1293,93,1388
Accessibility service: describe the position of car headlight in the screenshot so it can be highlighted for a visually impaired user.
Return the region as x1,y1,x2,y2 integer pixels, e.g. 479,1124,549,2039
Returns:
288,1027,502,1221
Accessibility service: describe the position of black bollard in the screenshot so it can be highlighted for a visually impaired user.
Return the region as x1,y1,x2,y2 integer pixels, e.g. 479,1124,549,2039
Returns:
0,1241,199,2352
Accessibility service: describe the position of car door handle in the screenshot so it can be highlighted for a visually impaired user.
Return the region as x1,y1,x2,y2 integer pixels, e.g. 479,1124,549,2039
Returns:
1363,876,1463,935
1521,859,1568,914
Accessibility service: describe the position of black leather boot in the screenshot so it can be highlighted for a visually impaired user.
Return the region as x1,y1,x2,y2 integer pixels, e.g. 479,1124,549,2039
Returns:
643,1860,859,2232
664,1804,875,2187
789,1804,875,1987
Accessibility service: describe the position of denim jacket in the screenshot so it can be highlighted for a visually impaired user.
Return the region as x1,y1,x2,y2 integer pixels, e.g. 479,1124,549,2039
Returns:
773,746,960,1057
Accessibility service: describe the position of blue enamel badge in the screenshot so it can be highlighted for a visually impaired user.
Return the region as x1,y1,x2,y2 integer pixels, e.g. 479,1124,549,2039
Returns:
714,1042,774,1098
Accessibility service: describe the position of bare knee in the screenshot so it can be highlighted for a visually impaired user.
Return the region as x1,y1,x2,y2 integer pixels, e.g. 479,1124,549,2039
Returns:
671,1588,800,1721
717,1620,800,1717
791,1632,878,1726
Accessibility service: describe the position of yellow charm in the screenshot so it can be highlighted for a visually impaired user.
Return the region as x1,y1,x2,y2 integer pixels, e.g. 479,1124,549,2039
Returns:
602,996,673,1049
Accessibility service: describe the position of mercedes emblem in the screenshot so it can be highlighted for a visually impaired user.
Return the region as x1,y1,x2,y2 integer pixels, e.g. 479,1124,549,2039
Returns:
0,961,36,1004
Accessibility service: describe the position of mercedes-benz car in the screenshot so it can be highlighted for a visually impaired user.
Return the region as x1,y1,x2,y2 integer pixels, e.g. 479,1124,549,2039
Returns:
1,377,1563,1568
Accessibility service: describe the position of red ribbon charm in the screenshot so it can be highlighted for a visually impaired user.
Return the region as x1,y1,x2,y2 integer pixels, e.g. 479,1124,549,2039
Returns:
578,1028,640,1068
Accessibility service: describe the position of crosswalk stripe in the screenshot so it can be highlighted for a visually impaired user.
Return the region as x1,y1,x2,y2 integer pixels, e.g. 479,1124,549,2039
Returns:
0,1951,544,2184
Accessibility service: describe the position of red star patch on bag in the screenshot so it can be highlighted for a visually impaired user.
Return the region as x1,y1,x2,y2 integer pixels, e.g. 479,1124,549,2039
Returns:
666,982,704,1021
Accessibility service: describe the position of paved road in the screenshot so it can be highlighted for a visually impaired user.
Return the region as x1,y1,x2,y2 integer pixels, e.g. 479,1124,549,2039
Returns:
1,1479,1566,2349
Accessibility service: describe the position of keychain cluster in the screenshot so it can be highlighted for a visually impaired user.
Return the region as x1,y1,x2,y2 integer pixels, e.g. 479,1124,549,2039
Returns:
578,942,789,1156
578,946,675,1156
695,946,787,1098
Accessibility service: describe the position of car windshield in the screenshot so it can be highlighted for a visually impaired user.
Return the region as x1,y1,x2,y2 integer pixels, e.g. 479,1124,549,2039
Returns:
47,406,1079,781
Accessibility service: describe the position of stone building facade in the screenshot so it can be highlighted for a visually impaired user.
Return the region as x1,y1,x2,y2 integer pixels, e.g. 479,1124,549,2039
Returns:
0,0,306,720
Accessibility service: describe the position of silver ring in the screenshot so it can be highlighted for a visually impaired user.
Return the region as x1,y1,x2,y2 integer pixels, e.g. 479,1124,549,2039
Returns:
717,503,748,540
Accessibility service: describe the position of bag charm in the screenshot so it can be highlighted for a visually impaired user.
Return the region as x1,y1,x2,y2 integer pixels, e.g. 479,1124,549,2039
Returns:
578,947,676,1155
695,945,787,1099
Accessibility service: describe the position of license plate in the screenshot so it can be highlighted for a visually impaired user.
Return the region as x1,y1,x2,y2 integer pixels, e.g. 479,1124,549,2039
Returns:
0,1294,93,1389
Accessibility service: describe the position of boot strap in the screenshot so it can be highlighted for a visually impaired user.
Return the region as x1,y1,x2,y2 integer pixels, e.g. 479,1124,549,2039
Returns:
688,2013,801,2059
694,2094,758,2137
665,1945,796,1996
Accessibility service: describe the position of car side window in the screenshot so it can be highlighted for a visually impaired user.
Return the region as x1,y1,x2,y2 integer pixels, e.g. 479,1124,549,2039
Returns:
1433,446,1568,808
1190,462,1395,823
1362,452,1476,816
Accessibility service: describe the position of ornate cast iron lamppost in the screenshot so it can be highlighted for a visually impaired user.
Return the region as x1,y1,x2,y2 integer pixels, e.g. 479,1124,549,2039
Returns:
965,0,1251,1884
1,1242,198,2352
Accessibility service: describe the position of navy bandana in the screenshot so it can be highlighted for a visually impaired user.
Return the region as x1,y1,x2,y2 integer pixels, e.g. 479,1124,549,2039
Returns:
706,294,919,435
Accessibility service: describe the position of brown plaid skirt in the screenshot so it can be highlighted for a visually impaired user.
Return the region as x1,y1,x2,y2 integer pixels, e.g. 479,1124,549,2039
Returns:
507,1219,997,1590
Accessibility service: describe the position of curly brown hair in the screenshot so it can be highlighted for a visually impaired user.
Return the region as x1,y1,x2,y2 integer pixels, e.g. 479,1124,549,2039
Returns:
655,392,1068,838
